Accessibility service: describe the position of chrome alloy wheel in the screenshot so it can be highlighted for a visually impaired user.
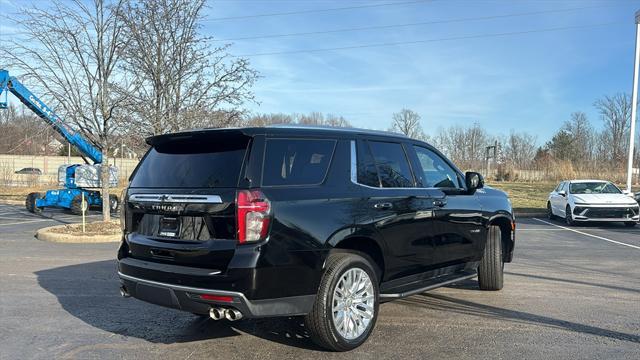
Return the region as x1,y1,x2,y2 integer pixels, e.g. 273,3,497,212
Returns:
331,267,375,340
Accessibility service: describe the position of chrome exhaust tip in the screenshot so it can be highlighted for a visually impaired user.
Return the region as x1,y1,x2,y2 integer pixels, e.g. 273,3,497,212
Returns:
225,308,243,321
209,307,225,321
119,286,130,298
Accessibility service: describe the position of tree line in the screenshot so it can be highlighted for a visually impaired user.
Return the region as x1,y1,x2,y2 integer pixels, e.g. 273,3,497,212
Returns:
0,0,635,186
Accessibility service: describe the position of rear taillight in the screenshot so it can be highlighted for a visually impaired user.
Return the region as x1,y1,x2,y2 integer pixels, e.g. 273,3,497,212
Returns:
236,189,271,243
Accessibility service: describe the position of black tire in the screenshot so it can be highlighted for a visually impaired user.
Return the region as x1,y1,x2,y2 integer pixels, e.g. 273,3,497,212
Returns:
565,205,574,226
547,202,555,220
70,195,83,215
25,192,43,214
625,222,637,227
304,252,380,352
108,194,119,213
25,193,35,213
478,225,503,291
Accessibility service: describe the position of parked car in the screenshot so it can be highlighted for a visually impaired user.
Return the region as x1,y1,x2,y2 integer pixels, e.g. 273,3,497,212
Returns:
14,167,42,175
547,180,640,226
117,126,516,351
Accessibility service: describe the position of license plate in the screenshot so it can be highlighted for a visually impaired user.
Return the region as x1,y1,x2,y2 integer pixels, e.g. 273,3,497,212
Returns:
159,216,180,237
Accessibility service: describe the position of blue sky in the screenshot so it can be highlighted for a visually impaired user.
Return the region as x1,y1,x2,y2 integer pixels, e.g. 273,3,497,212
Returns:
1,0,639,144
202,0,639,142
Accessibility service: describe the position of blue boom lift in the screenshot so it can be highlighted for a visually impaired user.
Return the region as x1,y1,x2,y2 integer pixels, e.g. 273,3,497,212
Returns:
0,69,119,214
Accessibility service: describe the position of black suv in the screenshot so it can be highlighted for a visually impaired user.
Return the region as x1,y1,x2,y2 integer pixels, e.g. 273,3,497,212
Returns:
117,126,515,351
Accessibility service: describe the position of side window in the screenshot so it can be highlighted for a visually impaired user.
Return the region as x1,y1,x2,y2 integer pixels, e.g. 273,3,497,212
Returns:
356,140,380,187
412,146,461,188
367,141,414,188
554,182,563,192
262,138,336,186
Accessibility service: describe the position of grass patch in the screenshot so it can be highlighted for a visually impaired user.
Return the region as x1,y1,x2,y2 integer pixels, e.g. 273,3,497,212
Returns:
488,182,556,213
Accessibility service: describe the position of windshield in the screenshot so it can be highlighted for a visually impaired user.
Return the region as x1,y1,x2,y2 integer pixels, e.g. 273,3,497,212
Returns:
569,182,621,194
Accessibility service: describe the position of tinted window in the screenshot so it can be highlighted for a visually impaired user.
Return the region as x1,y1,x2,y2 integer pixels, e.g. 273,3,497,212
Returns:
368,141,414,188
262,139,335,186
130,139,248,188
356,140,380,187
413,146,461,188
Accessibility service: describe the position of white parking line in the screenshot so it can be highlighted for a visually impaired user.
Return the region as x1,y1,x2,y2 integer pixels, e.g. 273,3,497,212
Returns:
533,218,640,250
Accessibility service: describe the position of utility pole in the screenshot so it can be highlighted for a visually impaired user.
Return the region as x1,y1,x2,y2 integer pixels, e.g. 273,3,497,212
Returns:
627,10,640,192
485,140,498,178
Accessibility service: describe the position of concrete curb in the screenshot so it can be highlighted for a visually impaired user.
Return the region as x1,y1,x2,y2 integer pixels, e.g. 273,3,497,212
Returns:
36,224,121,243
514,212,547,218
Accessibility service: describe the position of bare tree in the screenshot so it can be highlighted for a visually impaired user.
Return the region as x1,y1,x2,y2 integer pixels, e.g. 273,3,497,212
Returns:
504,131,537,169
2,0,128,221
118,0,258,135
389,108,425,140
561,111,594,168
594,93,631,166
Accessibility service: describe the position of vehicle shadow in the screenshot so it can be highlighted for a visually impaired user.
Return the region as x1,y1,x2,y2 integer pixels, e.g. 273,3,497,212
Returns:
397,293,640,344
35,259,321,350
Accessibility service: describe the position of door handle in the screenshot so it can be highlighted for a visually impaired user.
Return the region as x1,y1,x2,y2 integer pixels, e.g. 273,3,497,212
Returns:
373,202,393,210
433,199,447,207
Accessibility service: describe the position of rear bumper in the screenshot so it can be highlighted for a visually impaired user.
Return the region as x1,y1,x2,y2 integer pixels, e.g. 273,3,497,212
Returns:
118,271,315,318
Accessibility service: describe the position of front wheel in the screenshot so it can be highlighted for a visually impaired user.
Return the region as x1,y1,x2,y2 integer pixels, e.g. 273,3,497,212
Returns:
565,205,575,226
304,252,379,352
478,225,503,291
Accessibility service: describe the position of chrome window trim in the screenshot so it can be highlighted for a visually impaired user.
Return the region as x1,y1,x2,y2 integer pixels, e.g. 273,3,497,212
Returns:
128,194,223,203
349,140,464,191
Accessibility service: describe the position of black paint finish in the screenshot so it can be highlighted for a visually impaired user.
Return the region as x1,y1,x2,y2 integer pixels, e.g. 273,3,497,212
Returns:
117,126,515,315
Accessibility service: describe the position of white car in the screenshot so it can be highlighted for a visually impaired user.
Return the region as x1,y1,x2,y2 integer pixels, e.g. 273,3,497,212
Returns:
547,180,640,227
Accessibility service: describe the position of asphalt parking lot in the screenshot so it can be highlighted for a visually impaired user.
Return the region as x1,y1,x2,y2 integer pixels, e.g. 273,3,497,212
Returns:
0,202,638,360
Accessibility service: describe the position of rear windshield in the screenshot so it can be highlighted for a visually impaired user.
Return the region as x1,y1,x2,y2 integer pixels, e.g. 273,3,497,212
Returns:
130,137,248,188
262,138,336,186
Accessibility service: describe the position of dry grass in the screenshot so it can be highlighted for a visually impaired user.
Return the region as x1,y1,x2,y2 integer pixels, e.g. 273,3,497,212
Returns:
488,182,556,213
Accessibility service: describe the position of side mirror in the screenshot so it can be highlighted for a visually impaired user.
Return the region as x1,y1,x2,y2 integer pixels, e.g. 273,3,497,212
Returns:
465,171,484,191
558,190,566,197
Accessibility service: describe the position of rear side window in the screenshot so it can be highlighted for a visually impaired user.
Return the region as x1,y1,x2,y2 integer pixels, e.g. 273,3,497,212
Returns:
367,141,414,188
262,138,336,186
130,138,248,188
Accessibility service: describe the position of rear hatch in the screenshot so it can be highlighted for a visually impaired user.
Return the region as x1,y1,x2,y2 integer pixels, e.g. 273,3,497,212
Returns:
123,130,253,271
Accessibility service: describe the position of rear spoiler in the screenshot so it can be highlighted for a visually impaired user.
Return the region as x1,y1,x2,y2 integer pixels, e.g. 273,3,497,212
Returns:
146,128,253,147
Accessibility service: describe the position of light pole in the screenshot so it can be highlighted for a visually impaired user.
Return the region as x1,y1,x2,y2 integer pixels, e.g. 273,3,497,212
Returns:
626,10,640,192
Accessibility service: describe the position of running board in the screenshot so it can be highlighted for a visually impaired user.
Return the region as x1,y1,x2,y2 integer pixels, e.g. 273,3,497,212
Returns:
379,272,477,299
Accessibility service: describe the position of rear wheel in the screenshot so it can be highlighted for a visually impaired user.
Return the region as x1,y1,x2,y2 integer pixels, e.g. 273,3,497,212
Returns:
547,202,555,220
304,252,379,352
565,205,574,226
625,222,637,227
478,225,503,291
